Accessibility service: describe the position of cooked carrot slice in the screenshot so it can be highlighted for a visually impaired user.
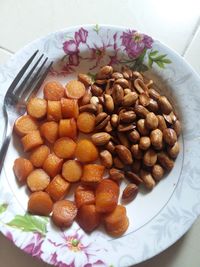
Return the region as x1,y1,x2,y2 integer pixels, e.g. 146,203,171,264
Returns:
53,137,76,159
52,200,77,227
13,157,34,183
58,118,77,140
21,130,43,152
14,115,38,137
81,164,105,185
106,216,129,237
29,145,50,167
77,204,101,232
28,191,53,216
43,153,63,178
75,139,98,163
62,160,82,182
46,174,70,201
61,98,79,119
77,112,95,133
27,169,50,192
47,100,62,121
75,185,95,208
96,179,119,213
27,98,47,119
44,81,65,100
40,121,58,144
65,80,86,99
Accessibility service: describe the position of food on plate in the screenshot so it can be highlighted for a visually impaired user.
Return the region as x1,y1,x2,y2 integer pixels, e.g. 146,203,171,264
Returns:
13,65,181,237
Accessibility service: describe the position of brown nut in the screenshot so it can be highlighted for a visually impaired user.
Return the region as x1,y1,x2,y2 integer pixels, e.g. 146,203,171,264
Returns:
96,65,113,79
131,144,143,160
111,114,119,128
126,171,143,185
167,141,180,158
137,119,150,136
81,91,92,105
150,129,163,150
112,72,124,79
140,169,156,190
109,168,125,182
139,93,150,107
95,113,110,130
105,141,116,155
163,128,177,146
105,121,113,133
147,98,159,113
172,120,181,136
113,157,125,169
100,150,113,168
148,88,160,100
132,159,142,173
117,132,130,148
115,145,133,165
90,96,99,106
79,103,97,114
152,164,165,181
122,184,138,203
124,89,132,95
115,78,130,88
120,111,136,123
157,115,167,131
134,78,148,94
134,105,149,118
95,79,107,85
78,73,93,86
91,132,111,146
157,152,174,171
145,112,159,130
91,84,103,96
143,149,157,167
139,137,151,150
128,130,140,144
96,104,103,114
104,94,114,113
118,124,136,132
122,92,138,107
112,84,124,106
158,96,173,114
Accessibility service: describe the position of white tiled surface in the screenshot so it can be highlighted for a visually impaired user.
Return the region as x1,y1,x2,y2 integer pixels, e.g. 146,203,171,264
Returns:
0,1,200,266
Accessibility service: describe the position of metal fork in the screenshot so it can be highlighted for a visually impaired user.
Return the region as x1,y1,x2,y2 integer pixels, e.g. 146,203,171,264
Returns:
0,50,53,174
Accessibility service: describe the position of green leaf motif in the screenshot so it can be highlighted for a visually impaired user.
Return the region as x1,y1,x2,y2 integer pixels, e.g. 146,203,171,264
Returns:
0,203,8,214
93,24,100,34
87,72,96,83
7,214,48,235
148,50,171,69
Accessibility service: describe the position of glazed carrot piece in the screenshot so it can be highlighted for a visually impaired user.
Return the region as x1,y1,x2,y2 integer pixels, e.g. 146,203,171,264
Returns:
29,145,50,167
81,164,105,185
28,191,53,216
13,157,34,183
75,139,98,163
58,118,77,140
65,80,86,99
27,169,50,192
45,174,70,201
44,81,65,100
47,100,62,121
52,200,77,227
43,153,63,178
14,115,38,137
62,160,82,182
53,137,76,159
77,112,95,133
61,98,79,119
27,98,47,119
21,130,43,152
96,179,119,213
75,185,95,208
40,121,58,144
77,204,101,232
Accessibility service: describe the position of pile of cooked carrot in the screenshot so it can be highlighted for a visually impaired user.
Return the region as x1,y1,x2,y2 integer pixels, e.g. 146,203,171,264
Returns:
13,79,129,236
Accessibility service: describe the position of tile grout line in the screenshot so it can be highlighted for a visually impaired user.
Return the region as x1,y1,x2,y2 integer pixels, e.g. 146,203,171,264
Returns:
0,46,14,54
182,17,200,57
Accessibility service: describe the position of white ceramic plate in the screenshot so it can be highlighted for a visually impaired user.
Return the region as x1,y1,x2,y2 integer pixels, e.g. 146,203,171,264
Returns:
0,25,200,267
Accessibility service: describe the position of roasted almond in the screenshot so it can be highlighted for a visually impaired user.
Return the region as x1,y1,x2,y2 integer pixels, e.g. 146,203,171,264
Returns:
100,150,113,168
122,92,138,107
122,184,138,203
126,171,143,185
78,73,93,86
109,168,125,182
79,103,97,114
91,132,111,146
115,145,133,165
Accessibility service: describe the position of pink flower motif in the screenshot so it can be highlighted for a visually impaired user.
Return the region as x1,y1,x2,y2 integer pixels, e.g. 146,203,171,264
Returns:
75,28,88,45
63,40,79,55
69,53,80,66
121,30,153,58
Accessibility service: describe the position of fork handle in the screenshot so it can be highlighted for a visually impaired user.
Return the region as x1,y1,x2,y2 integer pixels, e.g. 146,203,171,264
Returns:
0,116,11,175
